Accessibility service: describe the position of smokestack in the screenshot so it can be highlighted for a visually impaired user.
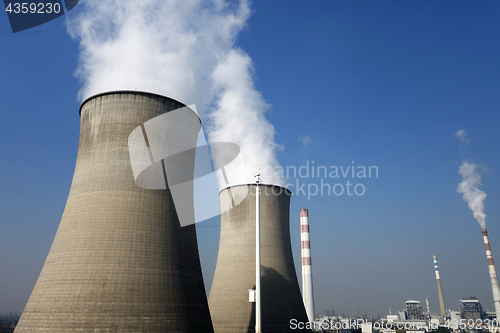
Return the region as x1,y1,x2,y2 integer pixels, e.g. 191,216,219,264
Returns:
15,91,213,332
300,209,315,322
433,255,447,319
209,185,310,332
482,229,500,320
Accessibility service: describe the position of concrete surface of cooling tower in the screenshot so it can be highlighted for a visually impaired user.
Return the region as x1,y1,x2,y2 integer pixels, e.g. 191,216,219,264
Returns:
209,184,310,333
15,91,214,333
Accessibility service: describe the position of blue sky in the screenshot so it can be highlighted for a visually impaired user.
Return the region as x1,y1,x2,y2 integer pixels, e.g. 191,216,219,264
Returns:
1,0,500,317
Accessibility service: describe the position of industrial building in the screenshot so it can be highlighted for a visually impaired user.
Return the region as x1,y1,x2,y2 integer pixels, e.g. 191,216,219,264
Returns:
405,300,424,320
14,91,214,332
459,297,484,321
209,184,310,332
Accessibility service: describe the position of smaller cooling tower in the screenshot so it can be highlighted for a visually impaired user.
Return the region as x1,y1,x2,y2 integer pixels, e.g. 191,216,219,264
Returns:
209,184,310,333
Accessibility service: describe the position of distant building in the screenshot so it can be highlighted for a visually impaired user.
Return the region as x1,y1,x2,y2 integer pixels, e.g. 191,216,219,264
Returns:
387,315,399,323
445,310,461,330
485,311,497,321
341,330,360,333
406,300,424,320
428,317,440,328
460,297,484,320
398,311,406,320
360,323,372,333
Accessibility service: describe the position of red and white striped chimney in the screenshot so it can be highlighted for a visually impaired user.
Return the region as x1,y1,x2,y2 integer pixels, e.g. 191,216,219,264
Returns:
482,229,500,320
300,208,315,322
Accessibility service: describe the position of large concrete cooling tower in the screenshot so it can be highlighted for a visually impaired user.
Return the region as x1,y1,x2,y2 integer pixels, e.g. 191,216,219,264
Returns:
209,184,310,333
15,91,214,333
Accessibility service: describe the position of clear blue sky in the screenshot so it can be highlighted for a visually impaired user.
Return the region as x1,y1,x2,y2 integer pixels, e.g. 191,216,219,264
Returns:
1,0,500,317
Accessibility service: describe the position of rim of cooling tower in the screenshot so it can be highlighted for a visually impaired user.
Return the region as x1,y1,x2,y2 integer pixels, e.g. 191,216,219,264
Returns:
219,183,292,196
79,90,190,116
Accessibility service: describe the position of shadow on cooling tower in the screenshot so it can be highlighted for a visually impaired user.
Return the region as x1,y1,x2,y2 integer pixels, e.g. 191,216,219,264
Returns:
245,266,313,333
209,184,311,333
15,91,214,333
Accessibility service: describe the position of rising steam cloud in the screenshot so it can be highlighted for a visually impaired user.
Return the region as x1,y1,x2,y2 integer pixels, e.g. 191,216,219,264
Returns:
455,129,470,144
457,162,487,228
66,0,284,186
455,130,487,229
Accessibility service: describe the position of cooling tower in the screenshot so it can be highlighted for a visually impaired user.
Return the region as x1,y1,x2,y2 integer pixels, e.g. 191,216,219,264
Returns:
300,209,315,322
15,91,214,332
432,255,446,319
209,185,311,333
482,229,500,320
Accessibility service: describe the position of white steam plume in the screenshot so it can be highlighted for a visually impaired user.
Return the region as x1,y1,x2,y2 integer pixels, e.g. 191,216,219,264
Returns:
455,129,470,144
207,49,283,185
457,162,487,229
67,0,284,186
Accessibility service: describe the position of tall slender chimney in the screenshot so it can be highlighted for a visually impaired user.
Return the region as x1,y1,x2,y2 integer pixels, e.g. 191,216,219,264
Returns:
482,229,500,320
301,208,315,323
433,255,447,319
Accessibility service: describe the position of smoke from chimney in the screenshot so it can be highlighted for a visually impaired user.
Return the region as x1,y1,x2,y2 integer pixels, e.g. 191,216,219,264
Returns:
455,130,487,229
457,162,487,229
455,130,500,320
66,0,284,187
